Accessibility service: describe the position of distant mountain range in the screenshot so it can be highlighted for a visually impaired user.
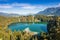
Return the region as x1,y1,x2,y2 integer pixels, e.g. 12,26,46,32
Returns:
0,7,60,16
37,7,60,16
0,12,20,17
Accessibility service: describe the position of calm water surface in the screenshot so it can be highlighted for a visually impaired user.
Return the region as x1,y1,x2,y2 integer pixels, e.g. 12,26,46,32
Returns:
8,23,47,33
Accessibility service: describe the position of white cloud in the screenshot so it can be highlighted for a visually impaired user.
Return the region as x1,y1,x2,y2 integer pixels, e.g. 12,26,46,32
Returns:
0,4,12,8
0,5,12,8
21,5,36,9
57,3,60,6
0,3,47,15
0,3,48,9
11,3,47,10
0,3,60,15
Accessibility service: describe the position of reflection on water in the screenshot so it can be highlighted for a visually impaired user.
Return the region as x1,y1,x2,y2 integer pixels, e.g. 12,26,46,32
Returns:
8,23,47,34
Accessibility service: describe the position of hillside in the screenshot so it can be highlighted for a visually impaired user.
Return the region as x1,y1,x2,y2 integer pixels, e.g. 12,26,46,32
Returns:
37,7,60,16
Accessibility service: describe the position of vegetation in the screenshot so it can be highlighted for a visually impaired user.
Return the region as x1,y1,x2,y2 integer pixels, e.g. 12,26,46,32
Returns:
0,15,60,40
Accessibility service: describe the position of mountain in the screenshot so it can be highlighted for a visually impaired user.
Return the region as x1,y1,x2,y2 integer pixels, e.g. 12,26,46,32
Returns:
0,12,20,17
0,12,9,16
37,7,60,16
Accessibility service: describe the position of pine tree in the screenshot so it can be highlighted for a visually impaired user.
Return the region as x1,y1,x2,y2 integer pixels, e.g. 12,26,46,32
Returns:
35,36,38,40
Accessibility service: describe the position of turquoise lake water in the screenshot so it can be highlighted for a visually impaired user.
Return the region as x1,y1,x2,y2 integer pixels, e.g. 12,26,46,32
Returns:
8,23,47,33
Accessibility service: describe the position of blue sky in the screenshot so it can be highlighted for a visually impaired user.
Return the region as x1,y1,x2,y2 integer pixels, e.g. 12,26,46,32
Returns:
0,0,60,15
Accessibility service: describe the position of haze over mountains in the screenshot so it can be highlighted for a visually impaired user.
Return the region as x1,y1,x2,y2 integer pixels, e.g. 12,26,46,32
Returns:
0,7,60,16
37,7,60,16
0,12,20,17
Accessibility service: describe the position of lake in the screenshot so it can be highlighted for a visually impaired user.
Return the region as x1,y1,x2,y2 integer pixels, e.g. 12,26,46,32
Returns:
8,23,47,34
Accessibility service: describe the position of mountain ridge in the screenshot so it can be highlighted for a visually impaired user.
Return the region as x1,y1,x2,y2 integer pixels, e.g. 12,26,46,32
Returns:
0,12,20,17
37,7,60,16
0,7,60,16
